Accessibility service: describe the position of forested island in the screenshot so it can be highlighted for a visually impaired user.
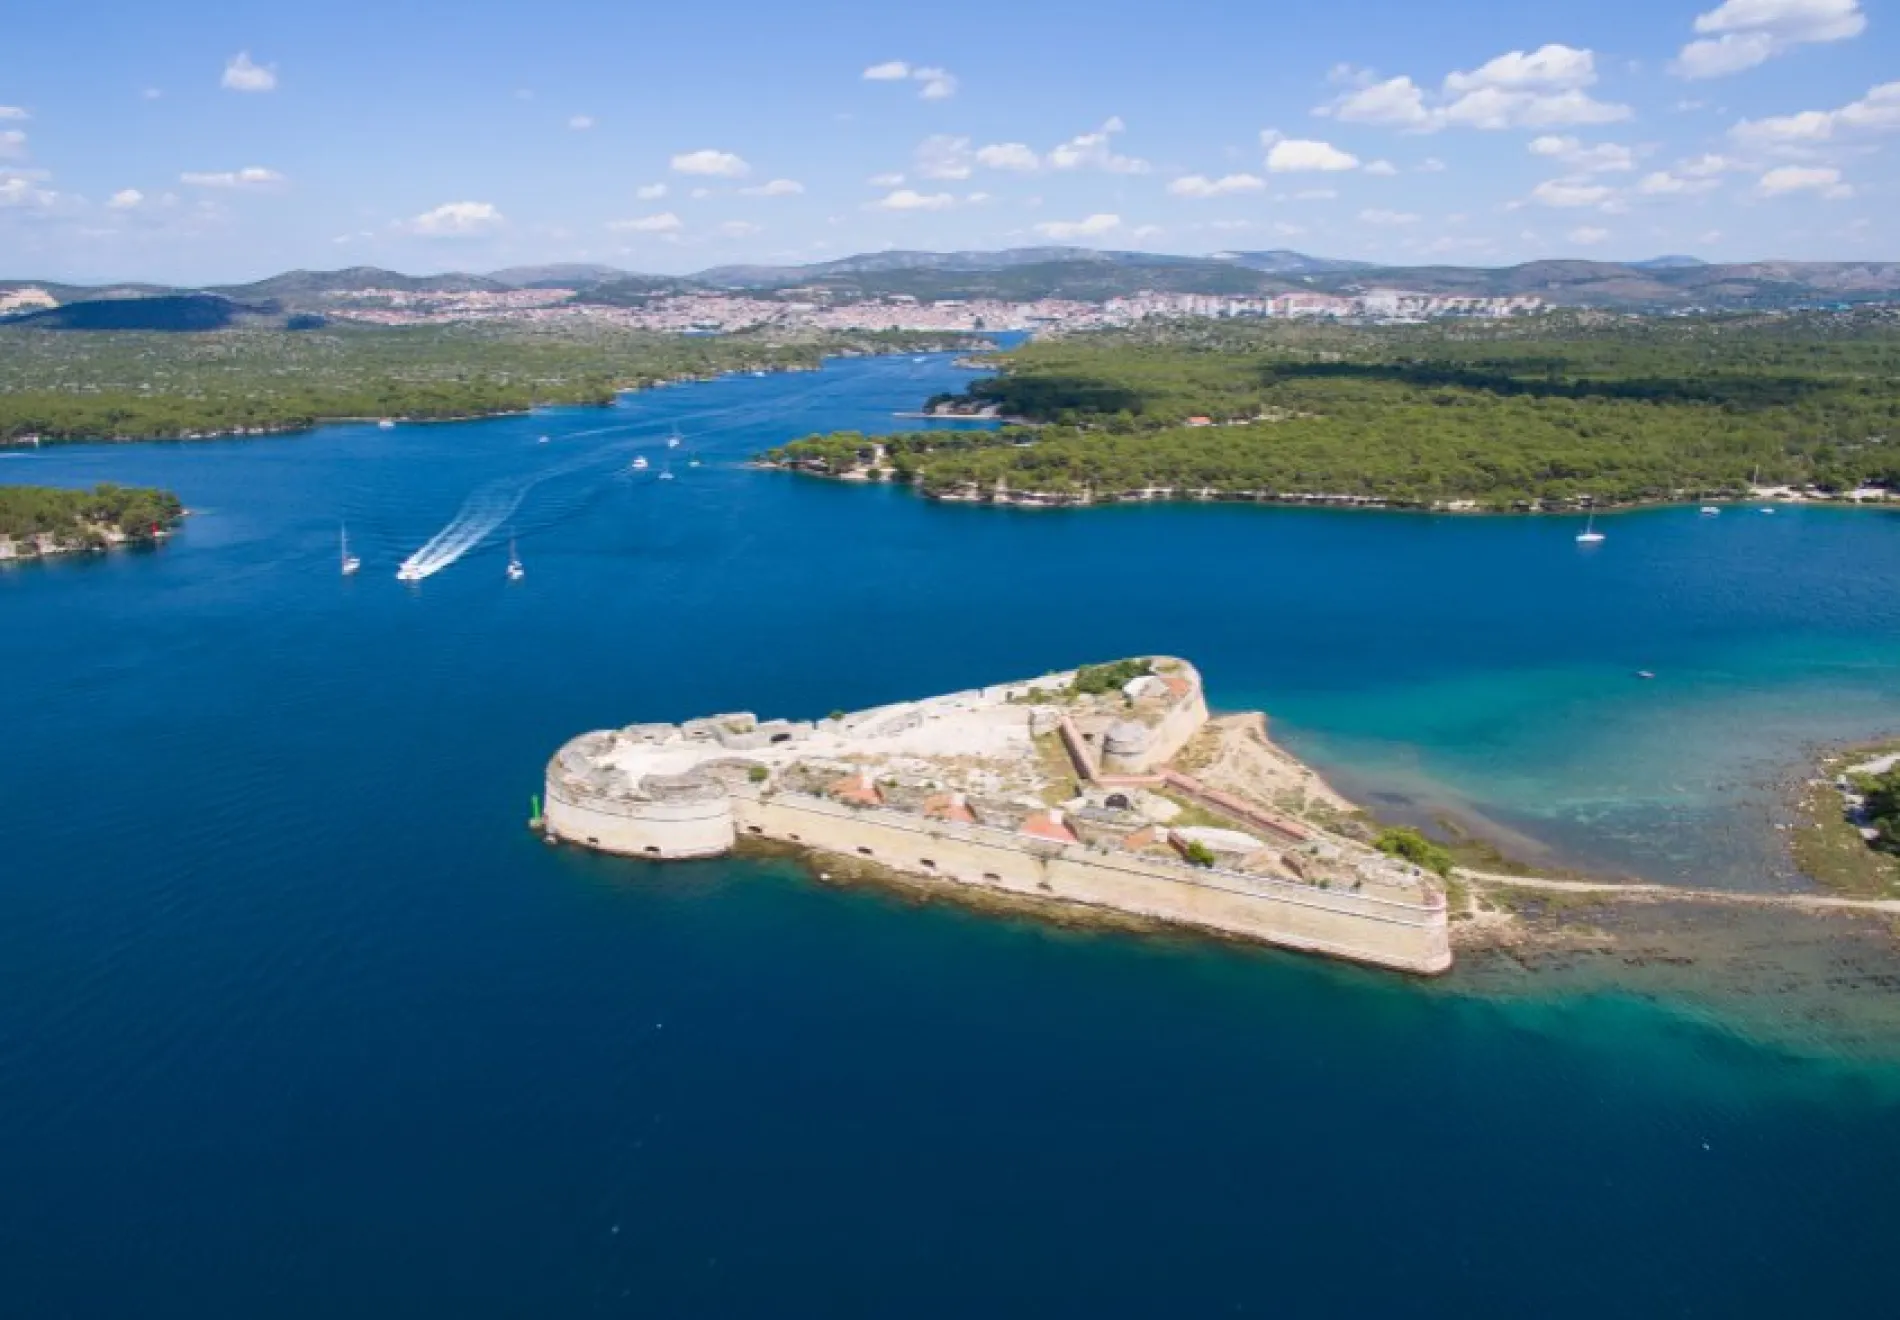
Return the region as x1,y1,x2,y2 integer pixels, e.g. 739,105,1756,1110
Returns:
0,322,975,444
761,312,1900,510
0,484,185,558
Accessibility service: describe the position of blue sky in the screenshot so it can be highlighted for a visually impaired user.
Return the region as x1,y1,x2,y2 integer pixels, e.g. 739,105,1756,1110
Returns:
1,0,1894,281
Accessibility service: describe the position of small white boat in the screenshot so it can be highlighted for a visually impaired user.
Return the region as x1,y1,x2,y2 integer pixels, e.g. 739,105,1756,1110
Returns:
1700,506,1720,516
667,429,682,449
340,524,361,577
396,564,423,583
1576,512,1605,544
1760,506,1777,515
659,464,676,481
631,455,648,471
688,458,701,468
378,418,396,430
538,435,550,445
506,535,525,582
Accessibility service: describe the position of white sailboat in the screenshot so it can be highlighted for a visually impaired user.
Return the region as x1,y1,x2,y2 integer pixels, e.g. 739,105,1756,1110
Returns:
630,455,649,471
1576,512,1605,544
340,524,361,576
506,534,525,581
667,428,682,450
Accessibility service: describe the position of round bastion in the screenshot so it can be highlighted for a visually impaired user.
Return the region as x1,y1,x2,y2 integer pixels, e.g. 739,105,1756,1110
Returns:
544,732,736,859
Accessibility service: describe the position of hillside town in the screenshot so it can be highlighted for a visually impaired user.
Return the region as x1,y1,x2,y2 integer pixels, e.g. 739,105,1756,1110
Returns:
298,284,1546,333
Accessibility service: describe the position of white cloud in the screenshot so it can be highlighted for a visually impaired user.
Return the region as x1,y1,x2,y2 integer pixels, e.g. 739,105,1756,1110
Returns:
1757,164,1853,196
913,67,959,100
179,166,286,189
0,129,24,159
107,188,144,209
718,220,763,237
863,61,958,99
690,187,711,199
1418,157,1448,172
1731,81,1900,145
739,178,804,196
1329,76,1433,127
1032,212,1121,239
871,188,956,211
1528,136,1636,171
1364,159,1398,175
1568,225,1611,244
1674,1,1865,79
608,211,684,233
1529,178,1615,207
1167,172,1266,197
867,172,906,187
568,115,594,130
915,135,973,179
1359,208,1419,225
221,52,277,93
636,182,668,200
0,107,27,120
1437,86,1630,130
1681,153,1738,175
671,149,750,177
1319,46,1628,131
1446,43,1598,94
0,176,59,208
975,142,1040,171
1265,137,1360,171
1047,119,1149,173
405,201,504,236
1290,188,1338,200
1635,170,1718,195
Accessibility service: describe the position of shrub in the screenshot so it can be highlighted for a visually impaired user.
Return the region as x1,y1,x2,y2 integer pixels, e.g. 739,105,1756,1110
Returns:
1376,827,1455,878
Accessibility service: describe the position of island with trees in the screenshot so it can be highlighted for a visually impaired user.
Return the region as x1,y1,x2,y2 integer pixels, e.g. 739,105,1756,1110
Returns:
0,483,185,560
759,311,1900,511
0,322,977,445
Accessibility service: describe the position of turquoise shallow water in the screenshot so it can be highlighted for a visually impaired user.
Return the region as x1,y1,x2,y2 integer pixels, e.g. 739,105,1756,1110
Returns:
3,353,1899,1315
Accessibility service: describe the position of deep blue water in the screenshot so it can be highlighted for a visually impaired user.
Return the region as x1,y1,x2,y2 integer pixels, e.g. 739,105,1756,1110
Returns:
3,353,1899,1316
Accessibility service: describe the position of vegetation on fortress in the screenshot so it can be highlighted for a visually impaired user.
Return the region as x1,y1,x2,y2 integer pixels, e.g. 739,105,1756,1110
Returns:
763,312,1900,508
0,483,184,547
0,322,974,444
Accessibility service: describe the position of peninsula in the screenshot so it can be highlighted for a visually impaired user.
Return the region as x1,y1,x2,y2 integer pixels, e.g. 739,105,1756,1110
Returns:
0,483,183,560
542,659,1453,975
759,313,1900,513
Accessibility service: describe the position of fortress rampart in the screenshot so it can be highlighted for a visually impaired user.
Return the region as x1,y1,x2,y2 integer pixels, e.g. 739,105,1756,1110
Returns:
542,658,1452,975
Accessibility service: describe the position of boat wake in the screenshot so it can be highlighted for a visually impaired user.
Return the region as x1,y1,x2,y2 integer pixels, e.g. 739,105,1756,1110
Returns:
396,482,528,580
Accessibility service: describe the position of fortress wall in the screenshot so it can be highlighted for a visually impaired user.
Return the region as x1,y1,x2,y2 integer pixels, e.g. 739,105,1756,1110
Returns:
545,783,735,859
1132,687,1212,772
732,792,1450,975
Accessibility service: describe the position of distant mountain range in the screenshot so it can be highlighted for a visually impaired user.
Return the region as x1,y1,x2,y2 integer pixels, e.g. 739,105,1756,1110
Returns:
4,248,1897,330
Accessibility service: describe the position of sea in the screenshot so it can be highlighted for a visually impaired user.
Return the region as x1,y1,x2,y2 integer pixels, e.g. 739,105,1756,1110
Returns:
3,351,1899,1316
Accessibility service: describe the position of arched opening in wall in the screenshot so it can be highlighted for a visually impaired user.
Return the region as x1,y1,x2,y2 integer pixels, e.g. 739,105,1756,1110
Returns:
919,859,936,869
856,846,874,857
1105,792,1132,810
771,733,794,744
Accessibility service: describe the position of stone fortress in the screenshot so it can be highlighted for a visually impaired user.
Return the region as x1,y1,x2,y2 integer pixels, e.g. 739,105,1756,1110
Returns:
543,658,1451,975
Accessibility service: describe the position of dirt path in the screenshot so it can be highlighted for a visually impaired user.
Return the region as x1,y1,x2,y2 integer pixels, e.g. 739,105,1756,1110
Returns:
1457,868,1900,915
